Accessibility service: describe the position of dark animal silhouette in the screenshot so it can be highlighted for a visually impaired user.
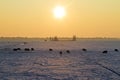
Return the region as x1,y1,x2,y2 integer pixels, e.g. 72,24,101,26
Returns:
24,48,30,51
49,48,53,51
66,50,70,53
82,48,87,52
31,48,34,51
102,50,108,54
13,48,18,51
59,51,63,56
114,49,119,52
17,48,21,51
23,42,27,45
13,48,21,51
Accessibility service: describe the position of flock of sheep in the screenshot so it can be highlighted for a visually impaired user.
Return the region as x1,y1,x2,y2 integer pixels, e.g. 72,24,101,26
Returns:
13,48,34,51
12,47,119,55
102,49,119,53
48,48,119,56
49,48,71,56
11,41,119,56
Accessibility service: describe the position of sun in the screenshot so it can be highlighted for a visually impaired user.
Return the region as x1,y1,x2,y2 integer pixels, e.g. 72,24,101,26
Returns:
53,6,66,19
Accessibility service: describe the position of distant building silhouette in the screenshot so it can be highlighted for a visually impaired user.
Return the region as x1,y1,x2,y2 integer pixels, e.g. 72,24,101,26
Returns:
50,36,59,41
54,36,58,41
72,35,76,41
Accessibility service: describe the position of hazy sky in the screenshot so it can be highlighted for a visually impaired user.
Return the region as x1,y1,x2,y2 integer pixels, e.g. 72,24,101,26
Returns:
0,0,120,38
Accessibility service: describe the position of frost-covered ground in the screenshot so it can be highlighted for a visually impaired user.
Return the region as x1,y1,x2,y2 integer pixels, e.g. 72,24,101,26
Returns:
0,39,120,80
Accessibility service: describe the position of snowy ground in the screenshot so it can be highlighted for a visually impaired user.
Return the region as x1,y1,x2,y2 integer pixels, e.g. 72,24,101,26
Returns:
0,39,120,80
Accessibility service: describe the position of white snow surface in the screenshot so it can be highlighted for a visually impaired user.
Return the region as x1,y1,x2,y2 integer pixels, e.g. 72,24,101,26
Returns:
0,39,120,80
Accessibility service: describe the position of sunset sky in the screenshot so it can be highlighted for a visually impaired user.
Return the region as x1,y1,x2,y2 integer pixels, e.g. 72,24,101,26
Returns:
0,0,120,38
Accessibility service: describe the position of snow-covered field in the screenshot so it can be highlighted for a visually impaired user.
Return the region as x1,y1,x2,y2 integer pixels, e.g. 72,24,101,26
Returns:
0,39,120,80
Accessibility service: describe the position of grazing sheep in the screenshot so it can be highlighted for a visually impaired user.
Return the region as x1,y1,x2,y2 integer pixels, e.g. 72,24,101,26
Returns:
23,42,27,45
49,48,53,51
82,48,87,52
13,48,18,51
66,50,70,53
13,48,21,51
24,48,30,51
59,51,63,56
102,50,108,54
31,48,34,51
17,48,21,51
114,49,119,52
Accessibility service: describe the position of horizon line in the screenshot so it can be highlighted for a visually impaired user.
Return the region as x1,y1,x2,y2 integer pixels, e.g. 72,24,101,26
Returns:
0,36,120,39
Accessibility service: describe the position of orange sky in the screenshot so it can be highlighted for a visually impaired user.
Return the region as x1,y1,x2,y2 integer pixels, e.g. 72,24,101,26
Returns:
0,0,120,38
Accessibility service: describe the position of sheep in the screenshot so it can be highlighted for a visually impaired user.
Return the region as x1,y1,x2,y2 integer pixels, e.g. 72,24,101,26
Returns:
24,48,30,51
82,48,87,52
23,42,27,45
66,50,70,53
13,48,21,51
31,48,34,51
17,48,21,51
13,48,18,51
59,51,63,56
49,48,53,51
114,49,119,52
102,50,108,54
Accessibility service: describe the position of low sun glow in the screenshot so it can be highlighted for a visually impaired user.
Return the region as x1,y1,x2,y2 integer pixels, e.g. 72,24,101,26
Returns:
53,6,66,19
